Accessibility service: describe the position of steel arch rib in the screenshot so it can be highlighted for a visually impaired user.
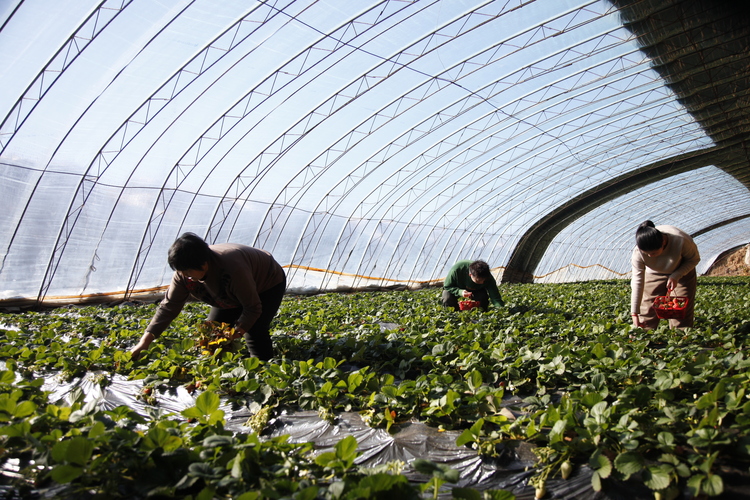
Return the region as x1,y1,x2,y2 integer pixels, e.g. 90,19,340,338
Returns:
0,0,127,153
253,1,517,259
216,2,636,274
170,0,418,245
279,4,626,285
304,58,676,284
475,139,736,267
401,100,706,273
121,0,332,293
209,0,611,248
340,55,712,286
34,0,260,300
127,0,413,292
503,144,748,280
38,0,301,299
202,1,454,245
121,1,330,293
0,1,23,32
341,99,707,286
532,179,733,281
38,0,317,300
0,0,134,282
399,115,712,284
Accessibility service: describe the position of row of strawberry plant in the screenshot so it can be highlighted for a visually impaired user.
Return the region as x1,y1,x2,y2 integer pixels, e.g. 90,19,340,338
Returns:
1,277,749,498
3,365,511,499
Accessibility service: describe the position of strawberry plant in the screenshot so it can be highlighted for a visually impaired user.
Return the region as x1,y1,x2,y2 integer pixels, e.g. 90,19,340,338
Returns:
1,276,749,497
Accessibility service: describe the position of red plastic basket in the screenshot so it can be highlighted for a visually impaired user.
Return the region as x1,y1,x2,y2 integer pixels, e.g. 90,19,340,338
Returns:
653,293,689,319
459,299,481,311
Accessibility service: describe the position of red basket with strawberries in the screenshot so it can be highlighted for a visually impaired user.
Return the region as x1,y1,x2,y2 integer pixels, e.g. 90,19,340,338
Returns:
458,299,481,311
653,292,689,320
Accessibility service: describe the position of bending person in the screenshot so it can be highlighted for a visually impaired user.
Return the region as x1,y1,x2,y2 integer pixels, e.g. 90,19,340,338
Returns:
130,232,286,361
631,221,700,329
442,260,504,312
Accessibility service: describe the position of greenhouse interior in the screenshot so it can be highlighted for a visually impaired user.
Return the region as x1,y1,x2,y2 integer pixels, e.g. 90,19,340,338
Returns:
1,0,750,498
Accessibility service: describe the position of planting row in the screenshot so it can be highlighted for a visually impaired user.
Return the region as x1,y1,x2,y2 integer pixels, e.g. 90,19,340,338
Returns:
1,277,749,498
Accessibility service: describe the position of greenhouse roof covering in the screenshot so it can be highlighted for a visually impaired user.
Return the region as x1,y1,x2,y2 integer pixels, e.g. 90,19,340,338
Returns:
1,0,749,305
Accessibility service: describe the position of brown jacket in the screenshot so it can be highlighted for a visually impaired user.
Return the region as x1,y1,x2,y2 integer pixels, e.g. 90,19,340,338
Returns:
146,243,285,337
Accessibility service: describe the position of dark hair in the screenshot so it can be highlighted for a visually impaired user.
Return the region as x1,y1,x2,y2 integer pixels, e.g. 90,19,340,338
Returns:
167,232,212,271
635,220,663,252
469,260,492,279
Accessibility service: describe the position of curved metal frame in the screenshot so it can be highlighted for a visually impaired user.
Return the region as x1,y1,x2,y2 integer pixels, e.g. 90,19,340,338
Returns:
36,1,289,300
0,0,747,303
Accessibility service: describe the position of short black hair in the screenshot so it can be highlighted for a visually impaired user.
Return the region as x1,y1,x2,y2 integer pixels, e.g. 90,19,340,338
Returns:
469,260,492,279
167,232,212,271
635,220,663,252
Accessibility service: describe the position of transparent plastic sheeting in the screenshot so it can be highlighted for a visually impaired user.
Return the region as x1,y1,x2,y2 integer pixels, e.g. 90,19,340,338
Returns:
694,220,750,273
37,370,541,495
2,368,638,500
0,0,725,303
535,166,750,283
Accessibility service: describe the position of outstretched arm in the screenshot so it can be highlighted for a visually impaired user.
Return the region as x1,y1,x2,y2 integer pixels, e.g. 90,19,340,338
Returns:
130,332,155,360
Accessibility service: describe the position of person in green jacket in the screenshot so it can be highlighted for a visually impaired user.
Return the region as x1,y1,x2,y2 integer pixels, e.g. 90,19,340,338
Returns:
441,260,504,311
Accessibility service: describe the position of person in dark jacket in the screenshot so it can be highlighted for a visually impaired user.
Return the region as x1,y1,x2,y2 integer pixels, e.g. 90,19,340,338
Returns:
441,259,504,312
129,232,286,361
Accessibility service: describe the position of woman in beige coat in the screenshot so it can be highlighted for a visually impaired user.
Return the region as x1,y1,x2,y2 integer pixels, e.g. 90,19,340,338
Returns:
630,221,700,329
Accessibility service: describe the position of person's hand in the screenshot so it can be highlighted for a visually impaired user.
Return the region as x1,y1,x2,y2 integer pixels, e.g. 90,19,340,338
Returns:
462,290,473,298
129,332,155,361
231,327,245,340
666,278,677,292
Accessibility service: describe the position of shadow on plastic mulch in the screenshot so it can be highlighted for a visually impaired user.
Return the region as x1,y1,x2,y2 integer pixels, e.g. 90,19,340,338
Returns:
3,369,749,500
230,408,750,500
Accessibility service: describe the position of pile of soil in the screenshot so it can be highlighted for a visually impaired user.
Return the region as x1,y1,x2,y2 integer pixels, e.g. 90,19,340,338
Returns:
704,245,750,276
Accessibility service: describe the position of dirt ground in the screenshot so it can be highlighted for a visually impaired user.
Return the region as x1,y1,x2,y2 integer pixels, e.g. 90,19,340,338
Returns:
704,245,750,276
